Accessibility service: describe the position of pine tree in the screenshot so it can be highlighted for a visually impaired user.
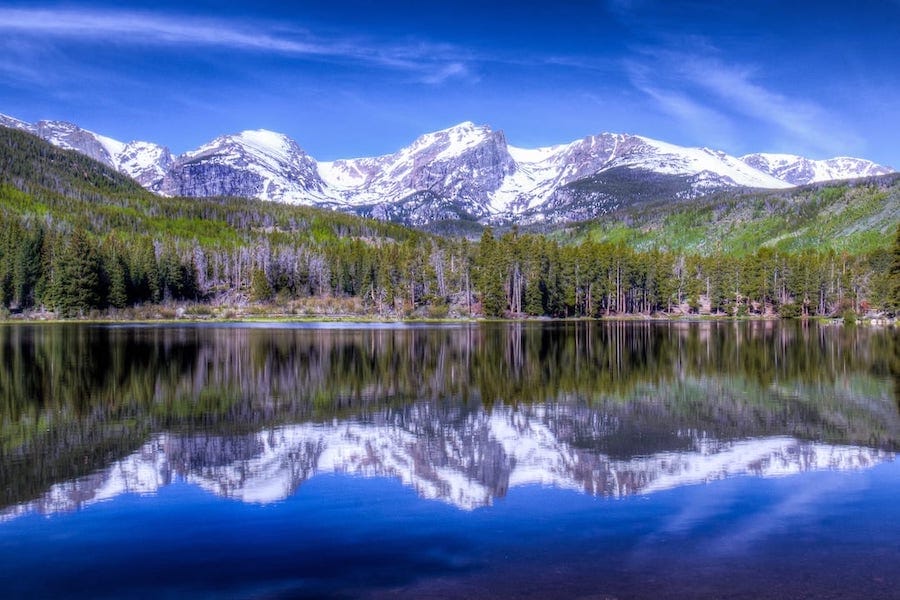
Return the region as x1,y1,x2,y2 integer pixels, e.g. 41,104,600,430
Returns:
51,229,101,316
107,258,129,309
523,241,545,316
129,238,160,304
0,224,11,309
476,228,506,317
891,223,900,315
159,246,184,301
249,268,273,303
99,235,130,309
13,227,44,309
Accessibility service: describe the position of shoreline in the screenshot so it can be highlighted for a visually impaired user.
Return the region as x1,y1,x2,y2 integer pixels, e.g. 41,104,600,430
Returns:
0,312,893,326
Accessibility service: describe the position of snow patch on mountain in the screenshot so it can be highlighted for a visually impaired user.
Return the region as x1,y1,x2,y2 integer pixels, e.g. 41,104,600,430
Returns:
634,138,791,189
493,142,575,213
0,113,30,130
186,129,297,172
116,141,174,187
93,132,126,161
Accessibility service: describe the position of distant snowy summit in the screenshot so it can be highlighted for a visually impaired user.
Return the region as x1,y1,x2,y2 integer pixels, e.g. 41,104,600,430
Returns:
1,113,893,225
740,152,891,185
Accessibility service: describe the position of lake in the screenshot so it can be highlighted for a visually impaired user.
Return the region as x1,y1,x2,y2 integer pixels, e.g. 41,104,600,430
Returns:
0,321,898,599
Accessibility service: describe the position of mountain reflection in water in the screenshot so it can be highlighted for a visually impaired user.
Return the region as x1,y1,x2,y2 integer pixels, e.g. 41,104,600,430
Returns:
1,321,897,515
3,419,891,519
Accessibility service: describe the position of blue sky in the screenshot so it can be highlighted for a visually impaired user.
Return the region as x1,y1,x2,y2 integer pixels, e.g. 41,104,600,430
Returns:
0,1,898,166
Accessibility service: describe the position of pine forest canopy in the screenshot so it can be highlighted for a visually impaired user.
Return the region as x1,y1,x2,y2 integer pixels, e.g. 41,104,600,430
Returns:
0,126,898,318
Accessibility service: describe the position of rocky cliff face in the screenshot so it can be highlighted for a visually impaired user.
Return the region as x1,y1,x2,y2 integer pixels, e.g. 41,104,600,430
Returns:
117,141,175,188
319,122,517,220
156,129,327,201
32,120,120,166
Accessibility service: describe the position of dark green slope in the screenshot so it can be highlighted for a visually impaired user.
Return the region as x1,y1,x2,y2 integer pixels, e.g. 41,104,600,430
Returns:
528,166,698,223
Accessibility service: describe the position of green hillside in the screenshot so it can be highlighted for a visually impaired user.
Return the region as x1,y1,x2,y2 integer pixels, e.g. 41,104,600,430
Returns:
558,174,900,255
0,126,417,247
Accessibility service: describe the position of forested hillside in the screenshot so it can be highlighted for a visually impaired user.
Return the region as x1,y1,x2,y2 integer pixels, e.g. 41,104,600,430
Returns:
561,174,900,255
0,126,897,319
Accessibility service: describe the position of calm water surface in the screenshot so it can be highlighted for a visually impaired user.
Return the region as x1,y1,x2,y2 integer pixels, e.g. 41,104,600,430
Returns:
0,321,898,599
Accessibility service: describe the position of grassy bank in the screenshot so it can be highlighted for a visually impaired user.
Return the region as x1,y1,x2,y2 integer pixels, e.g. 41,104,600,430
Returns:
2,302,894,326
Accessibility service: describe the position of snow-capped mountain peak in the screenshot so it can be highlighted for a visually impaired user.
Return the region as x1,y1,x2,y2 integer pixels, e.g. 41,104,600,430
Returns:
317,120,517,221
407,121,493,157
186,129,304,165
2,111,894,226
158,128,327,202
740,152,893,185
0,113,174,187
0,113,30,130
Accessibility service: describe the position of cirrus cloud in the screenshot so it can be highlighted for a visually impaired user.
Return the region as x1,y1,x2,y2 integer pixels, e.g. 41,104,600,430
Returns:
0,7,474,78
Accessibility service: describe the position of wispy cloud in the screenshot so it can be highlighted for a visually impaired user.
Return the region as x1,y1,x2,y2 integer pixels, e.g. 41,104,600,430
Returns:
0,36,136,102
0,8,470,74
0,41,49,86
421,62,474,85
625,44,863,157
677,55,861,154
626,59,738,148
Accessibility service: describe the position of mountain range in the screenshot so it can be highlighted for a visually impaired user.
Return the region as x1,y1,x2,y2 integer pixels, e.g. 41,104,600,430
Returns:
0,113,893,226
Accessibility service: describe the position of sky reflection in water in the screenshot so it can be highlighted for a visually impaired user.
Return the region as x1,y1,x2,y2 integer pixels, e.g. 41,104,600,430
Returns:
0,321,897,598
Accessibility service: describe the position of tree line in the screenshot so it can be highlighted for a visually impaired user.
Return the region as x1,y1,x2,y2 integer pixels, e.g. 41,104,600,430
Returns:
1,213,897,318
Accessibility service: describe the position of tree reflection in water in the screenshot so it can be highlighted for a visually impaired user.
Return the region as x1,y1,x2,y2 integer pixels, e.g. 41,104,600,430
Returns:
0,321,897,512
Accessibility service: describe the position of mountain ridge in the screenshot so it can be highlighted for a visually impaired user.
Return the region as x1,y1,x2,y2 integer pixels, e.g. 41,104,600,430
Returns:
1,113,893,226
